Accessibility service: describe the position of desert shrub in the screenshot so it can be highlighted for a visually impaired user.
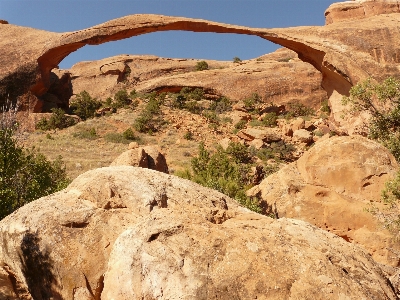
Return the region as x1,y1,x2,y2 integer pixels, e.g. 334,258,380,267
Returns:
183,130,193,140
113,89,132,108
122,128,137,140
209,96,232,114
243,93,261,112
133,95,163,133
285,102,315,119
36,108,76,131
256,148,275,162
203,110,219,124
320,99,331,114
72,127,98,140
0,112,70,219
171,88,205,113
103,132,134,144
261,112,278,127
343,77,400,161
234,120,247,130
249,119,263,127
189,143,261,212
226,142,251,164
70,91,102,120
233,57,242,63
195,61,209,71
186,101,201,114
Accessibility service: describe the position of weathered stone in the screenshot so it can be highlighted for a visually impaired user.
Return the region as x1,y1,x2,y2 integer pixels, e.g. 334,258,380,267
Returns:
0,167,397,299
325,0,400,24
111,146,168,173
248,136,400,266
248,138,264,149
239,128,281,142
293,129,313,143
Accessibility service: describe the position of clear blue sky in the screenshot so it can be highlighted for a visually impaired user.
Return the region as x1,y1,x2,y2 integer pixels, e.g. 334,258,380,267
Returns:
1,0,337,69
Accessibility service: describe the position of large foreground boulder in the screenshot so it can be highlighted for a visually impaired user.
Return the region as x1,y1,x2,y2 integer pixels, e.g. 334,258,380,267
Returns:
0,166,397,299
248,135,400,266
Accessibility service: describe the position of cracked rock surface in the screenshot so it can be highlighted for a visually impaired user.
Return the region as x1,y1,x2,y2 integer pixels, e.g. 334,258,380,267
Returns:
248,135,400,266
0,166,398,299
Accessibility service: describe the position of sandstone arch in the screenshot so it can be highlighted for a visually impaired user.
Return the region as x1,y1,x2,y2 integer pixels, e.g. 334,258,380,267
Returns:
1,11,400,130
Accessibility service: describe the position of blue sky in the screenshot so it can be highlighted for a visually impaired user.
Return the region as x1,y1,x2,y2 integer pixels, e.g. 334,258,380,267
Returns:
1,0,337,69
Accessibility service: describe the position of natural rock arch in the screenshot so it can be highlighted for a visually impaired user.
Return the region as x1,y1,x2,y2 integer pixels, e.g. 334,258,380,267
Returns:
1,11,400,130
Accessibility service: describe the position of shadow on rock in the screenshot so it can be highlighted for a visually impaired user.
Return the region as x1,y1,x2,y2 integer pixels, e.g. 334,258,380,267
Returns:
19,232,61,300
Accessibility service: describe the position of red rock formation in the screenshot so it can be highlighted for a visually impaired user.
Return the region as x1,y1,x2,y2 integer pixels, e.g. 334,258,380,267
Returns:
67,49,327,109
1,8,400,131
325,0,400,24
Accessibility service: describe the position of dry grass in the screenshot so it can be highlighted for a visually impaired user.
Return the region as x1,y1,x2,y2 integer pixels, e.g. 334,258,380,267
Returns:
23,107,211,180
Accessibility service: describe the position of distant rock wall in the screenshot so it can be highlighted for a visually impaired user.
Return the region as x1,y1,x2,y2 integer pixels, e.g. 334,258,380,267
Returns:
325,0,400,24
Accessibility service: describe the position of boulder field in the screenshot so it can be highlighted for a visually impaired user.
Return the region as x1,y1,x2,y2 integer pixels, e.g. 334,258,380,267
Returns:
0,166,398,299
1,0,400,133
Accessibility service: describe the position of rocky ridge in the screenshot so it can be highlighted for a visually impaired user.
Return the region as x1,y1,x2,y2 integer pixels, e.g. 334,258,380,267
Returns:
65,48,327,110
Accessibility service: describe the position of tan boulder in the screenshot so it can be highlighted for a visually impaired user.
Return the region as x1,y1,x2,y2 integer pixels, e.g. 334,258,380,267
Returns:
290,117,305,131
110,145,168,173
218,137,231,150
248,138,264,149
238,128,281,143
247,136,400,266
293,129,313,144
0,167,397,299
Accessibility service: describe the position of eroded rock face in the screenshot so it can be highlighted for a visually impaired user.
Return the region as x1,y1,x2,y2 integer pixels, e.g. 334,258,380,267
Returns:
247,135,400,266
68,49,327,109
325,0,400,24
110,146,169,173
0,166,397,299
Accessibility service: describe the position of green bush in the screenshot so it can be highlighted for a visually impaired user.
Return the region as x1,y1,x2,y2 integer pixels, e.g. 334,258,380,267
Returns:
36,108,76,131
195,61,209,71
342,77,400,161
226,142,251,164
285,102,315,119
233,57,242,63
122,128,137,140
209,96,232,114
261,112,278,127
103,132,133,144
113,89,132,108
187,143,262,213
133,95,163,133
70,91,102,120
234,120,247,130
183,130,194,140
243,93,261,112
320,99,331,114
0,121,70,219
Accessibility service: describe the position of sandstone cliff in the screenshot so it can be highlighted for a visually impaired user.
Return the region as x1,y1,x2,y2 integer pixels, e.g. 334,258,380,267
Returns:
66,48,326,109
